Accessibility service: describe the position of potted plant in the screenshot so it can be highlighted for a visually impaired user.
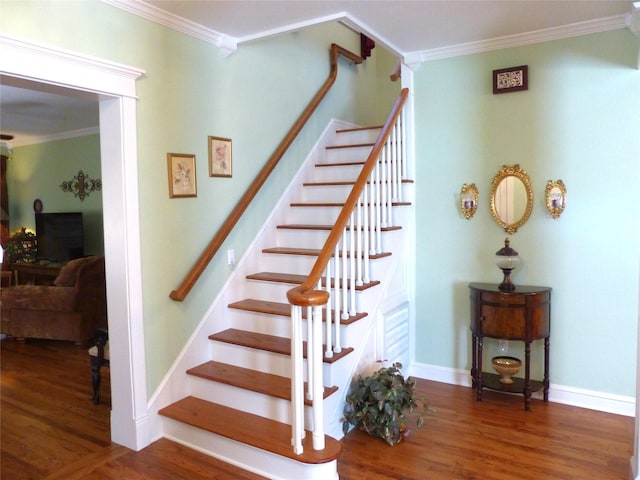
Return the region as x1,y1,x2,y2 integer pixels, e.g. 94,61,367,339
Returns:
342,362,431,446
5,227,37,263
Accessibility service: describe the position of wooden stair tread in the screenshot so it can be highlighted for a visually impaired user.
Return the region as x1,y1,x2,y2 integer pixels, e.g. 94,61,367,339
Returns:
315,161,366,167
228,299,367,325
158,396,341,464
335,126,382,133
247,272,380,291
326,142,374,150
209,328,354,363
277,224,402,232
290,201,411,207
187,361,338,404
262,246,391,260
303,178,414,186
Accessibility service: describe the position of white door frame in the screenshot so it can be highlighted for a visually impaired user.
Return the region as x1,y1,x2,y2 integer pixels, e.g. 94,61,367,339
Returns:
0,34,150,450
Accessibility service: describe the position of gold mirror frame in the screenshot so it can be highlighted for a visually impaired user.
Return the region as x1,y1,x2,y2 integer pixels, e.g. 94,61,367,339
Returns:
545,179,567,219
460,183,479,219
489,164,533,235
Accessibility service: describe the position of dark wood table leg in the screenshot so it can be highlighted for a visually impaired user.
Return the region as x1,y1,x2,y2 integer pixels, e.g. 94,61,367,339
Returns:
476,336,483,402
471,332,477,389
544,336,550,402
524,341,531,411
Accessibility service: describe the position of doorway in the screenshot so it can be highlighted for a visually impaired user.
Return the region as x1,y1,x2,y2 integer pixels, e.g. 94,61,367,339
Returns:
1,34,148,450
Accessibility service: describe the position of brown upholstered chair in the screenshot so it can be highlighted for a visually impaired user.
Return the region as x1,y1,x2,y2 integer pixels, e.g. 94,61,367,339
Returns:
0,256,107,346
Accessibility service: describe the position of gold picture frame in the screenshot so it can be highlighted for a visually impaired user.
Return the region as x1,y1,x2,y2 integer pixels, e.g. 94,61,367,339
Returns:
167,153,197,198
208,136,232,177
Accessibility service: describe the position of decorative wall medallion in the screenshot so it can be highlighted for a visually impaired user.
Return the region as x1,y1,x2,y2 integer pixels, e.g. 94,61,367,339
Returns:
493,65,528,94
59,170,102,201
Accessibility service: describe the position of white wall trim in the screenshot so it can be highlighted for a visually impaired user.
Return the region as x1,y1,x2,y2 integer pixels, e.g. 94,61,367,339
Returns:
627,2,640,37
410,362,635,418
406,14,628,64
0,33,144,97
1,33,149,451
101,0,237,56
8,127,100,148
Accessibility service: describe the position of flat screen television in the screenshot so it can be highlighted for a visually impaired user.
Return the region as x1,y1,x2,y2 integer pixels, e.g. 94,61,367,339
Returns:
35,212,85,262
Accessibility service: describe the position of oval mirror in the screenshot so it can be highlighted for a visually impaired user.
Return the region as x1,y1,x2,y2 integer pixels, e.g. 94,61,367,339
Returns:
489,164,533,234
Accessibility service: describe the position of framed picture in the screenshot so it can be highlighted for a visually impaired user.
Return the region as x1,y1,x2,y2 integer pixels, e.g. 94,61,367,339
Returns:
167,153,197,198
208,136,232,177
493,65,528,94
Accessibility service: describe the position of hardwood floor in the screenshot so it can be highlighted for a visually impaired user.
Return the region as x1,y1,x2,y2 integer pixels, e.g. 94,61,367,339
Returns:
1,337,634,479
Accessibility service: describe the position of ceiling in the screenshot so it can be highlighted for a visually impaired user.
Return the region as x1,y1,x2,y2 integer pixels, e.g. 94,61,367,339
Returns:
0,0,634,146
145,0,632,53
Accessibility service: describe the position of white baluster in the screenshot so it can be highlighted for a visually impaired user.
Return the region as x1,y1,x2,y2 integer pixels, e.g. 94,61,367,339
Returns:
333,244,342,353
333,244,341,328
291,305,304,455
325,261,333,358
363,181,371,284
311,304,325,450
355,192,363,287
391,122,400,202
341,231,349,321
348,212,356,316
306,305,313,402
380,146,388,228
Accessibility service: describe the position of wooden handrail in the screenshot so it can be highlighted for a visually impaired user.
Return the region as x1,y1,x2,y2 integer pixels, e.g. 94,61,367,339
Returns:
170,44,363,301
287,87,409,307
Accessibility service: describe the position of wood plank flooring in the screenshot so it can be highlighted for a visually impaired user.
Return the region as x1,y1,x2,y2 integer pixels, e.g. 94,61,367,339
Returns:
1,337,634,479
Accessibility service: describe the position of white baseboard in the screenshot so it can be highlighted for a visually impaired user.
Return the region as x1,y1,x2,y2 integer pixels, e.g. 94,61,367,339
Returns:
409,362,635,417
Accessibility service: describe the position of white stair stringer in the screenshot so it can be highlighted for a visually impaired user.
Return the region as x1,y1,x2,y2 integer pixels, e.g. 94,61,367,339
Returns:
162,419,339,480
148,118,413,480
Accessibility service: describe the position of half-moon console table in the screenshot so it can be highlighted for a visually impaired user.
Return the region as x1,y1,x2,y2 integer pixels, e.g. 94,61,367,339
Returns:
469,282,551,410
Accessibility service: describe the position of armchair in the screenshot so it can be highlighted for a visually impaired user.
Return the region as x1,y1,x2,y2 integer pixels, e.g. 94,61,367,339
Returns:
0,255,107,345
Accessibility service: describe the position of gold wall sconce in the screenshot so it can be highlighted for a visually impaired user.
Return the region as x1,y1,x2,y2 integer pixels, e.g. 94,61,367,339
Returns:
545,179,567,219
460,183,479,219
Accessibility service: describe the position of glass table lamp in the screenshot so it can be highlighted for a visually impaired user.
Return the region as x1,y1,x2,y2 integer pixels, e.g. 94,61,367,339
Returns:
495,238,520,292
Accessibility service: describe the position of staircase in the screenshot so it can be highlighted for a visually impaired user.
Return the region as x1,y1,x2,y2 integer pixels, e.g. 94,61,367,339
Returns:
154,114,413,479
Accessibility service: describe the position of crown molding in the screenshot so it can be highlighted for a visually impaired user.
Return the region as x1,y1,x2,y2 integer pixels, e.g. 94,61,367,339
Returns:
627,1,640,37
408,14,628,64
101,0,237,56
8,127,100,148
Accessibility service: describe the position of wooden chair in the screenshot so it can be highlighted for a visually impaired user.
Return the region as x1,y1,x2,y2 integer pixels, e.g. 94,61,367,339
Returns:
88,328,109,404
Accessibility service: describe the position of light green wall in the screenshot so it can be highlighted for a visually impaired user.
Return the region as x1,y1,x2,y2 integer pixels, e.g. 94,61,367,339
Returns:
1,1,398,394
414,29,640,396
7,135,104,257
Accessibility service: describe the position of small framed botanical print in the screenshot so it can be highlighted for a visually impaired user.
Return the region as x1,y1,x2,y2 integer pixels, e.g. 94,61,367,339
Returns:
167,153,197,198
208,136,232,177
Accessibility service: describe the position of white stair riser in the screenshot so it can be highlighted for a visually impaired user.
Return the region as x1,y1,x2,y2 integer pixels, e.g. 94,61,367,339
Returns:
257,253,318,274
335,128,381,144
324,145,373,164
240,280,383,318
210,339,337,383
189,376,294,425
188,376,343,432
229,307,352,343
162,421,339,480
296,185,352,203
305,164,365,183
285,206,342,225
275,229,332,250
